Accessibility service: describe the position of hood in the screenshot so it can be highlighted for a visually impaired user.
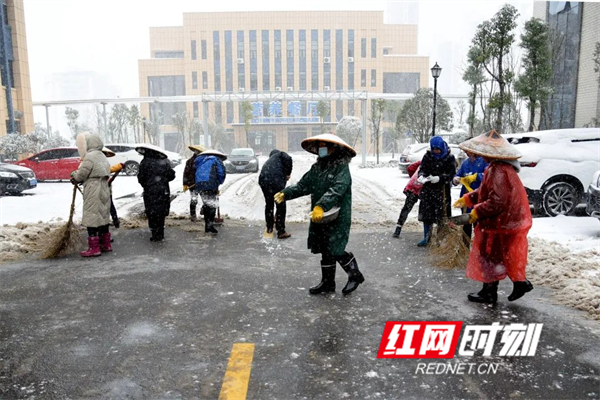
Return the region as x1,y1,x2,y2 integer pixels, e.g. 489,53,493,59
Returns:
429,136,448,159
269,149,281,157
86,134,104,152
0,163,33,173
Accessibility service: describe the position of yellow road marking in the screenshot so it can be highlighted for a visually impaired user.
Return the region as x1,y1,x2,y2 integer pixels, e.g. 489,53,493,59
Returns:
218,343,255,400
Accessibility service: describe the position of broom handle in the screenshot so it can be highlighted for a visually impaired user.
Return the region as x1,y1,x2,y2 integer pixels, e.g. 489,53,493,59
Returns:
67,184,78,225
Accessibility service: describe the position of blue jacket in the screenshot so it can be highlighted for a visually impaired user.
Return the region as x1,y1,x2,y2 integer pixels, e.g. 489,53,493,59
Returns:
194,155,226,191
455,156,488,197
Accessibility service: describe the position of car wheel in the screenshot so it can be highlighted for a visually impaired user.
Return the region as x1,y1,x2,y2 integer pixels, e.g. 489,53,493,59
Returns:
542,182,579,217
124,162,139,176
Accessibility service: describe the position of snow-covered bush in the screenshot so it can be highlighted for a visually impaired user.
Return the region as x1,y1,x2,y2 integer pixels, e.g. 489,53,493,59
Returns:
335,116,362,146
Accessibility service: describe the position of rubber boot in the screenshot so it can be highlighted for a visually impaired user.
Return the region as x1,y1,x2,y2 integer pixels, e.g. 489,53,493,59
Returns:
392,225,402,238
81,236,101,257
339,252,365,295
190,203,197,222
99,232,112,252
309,262,336,294
508,280,533,302
205,207,218,234
417,224,431,247
467,281,499,303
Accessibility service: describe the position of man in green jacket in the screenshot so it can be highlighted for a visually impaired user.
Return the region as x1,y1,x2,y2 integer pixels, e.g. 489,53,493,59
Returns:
275,133,364,295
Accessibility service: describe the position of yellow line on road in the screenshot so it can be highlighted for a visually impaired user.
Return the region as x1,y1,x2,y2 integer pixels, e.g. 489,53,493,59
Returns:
218,343,255,400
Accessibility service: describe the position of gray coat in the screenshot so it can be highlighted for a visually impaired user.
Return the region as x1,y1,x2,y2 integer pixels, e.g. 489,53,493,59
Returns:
72,134,111,228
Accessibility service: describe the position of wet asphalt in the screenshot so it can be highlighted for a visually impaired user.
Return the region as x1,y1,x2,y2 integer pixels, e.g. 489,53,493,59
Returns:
0,221,599,400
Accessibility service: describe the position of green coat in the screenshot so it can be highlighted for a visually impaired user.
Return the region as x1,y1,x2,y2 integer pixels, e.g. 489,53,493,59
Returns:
282,156,352,256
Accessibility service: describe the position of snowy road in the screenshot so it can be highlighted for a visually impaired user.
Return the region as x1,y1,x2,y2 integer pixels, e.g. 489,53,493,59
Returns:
0,224,599,399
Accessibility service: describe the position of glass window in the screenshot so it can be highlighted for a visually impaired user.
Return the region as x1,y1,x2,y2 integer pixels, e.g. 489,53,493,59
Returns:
361,38,366,58
191,40,197,60
299,30,306,91
383,48,389,55
287,30,294,88
192,71,198,89
323,30,331,88
193,102,199,118
262,30,270,91
227,102,234,124
311,30,318,90
336,100,343,121
202,71,208,89
336,29,343,90
371,69,376,87
250,30,257,91
147,75,186,124
237,31,245,90
361,69,366,87
213,31,221,92
201,40,207,60
275,30,282,88
155,51,184,59
348,29,354,58
215,103,222,125
225,31,233,92
371,38,377,58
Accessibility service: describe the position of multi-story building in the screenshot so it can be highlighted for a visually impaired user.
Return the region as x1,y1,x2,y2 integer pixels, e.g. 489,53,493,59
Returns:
138,11,429,152
0,0,34,136
534,1,600,129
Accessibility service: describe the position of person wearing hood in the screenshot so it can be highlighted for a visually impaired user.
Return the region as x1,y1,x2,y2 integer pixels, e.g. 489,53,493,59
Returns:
70,133,112,257
453,130,533,304
183,145,206,222
194,150,227,234
136,144,176,241
275,133,364,296
416,136,457,246
258,149,293,238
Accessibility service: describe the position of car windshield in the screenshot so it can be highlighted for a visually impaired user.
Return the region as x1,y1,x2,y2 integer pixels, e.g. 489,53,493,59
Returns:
230,149,254,156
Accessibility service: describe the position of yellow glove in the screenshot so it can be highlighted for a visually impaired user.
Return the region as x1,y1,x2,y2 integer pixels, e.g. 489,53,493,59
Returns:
310,206,324,223
274,192,285,204
469,208,478,224
183,185,189,192
453,197,467,208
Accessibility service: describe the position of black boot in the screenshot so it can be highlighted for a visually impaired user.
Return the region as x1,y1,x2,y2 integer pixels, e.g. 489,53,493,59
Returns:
190,203,197,222
467,281,498,303
150,229,160,242
339,252,365,295
392,225,402,238
508,280,533,302
204,207,218,234
309,262,336,294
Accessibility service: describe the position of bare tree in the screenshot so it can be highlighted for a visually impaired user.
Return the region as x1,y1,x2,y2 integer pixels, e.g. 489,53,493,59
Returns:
369,99,386,164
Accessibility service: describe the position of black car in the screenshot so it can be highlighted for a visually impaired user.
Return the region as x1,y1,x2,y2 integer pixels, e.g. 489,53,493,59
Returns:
586,171,600,220
0,163,37,195
224,148,259,173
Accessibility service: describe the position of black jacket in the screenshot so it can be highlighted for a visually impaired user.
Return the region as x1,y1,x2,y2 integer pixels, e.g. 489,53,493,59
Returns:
137,154,176,218
418,151,456,224
258,150,293,191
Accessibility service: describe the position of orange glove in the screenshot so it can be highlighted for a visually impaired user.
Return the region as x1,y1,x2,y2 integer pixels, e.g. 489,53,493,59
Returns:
453,197,467,208
310,206,324,223
468,208,478,224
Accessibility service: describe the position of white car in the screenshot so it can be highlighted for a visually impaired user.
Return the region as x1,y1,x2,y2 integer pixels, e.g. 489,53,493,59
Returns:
104,143,182,176
398,143,466,173
504,128,600,217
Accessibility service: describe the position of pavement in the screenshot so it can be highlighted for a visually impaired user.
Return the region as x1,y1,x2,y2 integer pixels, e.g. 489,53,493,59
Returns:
0,220,599,400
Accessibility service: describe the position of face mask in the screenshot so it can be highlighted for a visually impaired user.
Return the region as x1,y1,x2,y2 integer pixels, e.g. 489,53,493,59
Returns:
318,147,329,158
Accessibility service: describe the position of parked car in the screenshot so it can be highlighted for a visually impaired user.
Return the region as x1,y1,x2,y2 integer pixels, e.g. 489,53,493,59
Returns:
505,128,600,217
585,170,600,220
223,148,259,173
0,163,37,195
104,143,182,176
398,143,466,173
14,147,81,181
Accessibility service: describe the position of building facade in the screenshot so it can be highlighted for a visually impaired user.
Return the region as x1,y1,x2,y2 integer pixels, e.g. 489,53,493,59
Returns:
0,0,34,137
138,11,429,152
533,1,600,129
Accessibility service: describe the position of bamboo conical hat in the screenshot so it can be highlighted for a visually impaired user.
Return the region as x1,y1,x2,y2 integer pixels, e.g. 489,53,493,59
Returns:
301,133,357,158
101,147,116,158
188,144,206,154
135,143,168,159
458,130,521,160
200,149,228,160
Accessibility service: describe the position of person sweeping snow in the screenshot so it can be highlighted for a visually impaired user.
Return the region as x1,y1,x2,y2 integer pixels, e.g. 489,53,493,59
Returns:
452,151,488,242
274,133,364,296
70,133,112,257
392,160,422,238
194,149,227,234
453,130,533,304
136,144,176,242
183,144,206,222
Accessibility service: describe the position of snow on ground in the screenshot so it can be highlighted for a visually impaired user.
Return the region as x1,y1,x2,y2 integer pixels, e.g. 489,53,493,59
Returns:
1,152,599,320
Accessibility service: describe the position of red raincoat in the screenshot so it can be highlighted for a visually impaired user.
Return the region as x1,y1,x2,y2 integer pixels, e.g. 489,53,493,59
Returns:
464,161,532,283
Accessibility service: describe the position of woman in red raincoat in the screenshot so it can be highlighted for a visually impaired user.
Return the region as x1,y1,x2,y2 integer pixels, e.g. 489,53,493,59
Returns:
453,130,533,304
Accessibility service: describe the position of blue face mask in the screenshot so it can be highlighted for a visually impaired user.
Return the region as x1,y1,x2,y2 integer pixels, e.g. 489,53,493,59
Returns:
318,147,329,158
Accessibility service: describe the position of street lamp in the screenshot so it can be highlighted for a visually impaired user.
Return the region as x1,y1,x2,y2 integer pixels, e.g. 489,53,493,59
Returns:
431,62,442,136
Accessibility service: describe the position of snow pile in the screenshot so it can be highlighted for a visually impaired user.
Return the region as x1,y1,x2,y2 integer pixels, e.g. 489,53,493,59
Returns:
357,160,399,169
0,222,59,262
527,237,600,320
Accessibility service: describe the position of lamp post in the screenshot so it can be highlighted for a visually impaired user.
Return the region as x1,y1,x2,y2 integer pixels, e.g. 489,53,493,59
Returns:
431,62,442,136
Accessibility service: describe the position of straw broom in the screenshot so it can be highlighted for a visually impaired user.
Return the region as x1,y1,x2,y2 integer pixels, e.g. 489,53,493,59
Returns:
428,183,472,270
41,184,82,259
